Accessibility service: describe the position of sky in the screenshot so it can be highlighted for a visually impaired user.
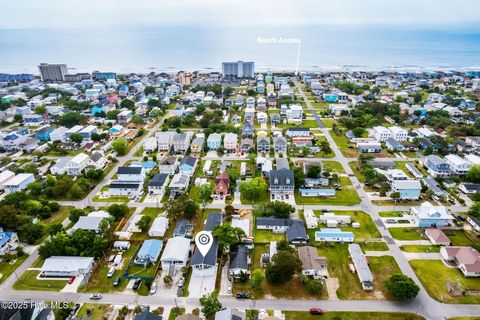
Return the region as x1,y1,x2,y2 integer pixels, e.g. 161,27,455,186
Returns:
1,0,480,29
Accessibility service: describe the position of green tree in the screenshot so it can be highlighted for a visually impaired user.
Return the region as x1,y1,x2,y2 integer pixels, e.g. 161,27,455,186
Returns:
467,165,480,183
120,99,135,110
48,223,63,235
293,167,305,187
107,204,129,221
34,105,47,115
199,293,222,320
223,86,234,96
164,194,198,220
27,181,43,196
254,201,295,219
163,274,173,286
68,208,86,223
276,239,294,253
112,138,128,156
197,183,213,209
13,114,23,123
251,269,265,290
144,86,155,95
136,215,152,232
306,164,321,178
60,112,87,128
212,224,245,252
239,177,268,203
86,168,104,181
352,127,366,138
132,114,144,124
385,274,419,300
306,279,323,294
69,133,84,144
265,250,302,283
468,201,480,219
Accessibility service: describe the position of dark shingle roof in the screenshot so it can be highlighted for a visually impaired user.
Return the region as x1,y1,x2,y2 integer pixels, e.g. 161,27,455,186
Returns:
149,173,168,187
269,169,294,187
229,244,248,270
180,156,197,167
117,166,143,175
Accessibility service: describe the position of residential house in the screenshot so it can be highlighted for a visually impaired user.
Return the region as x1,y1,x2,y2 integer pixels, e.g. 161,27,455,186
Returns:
207,133,222,150
467,216,480,232
425,228,451,246
2,173,35,194
229,244,250,279
242,123,254,138
257,112,268,124
357,142,382,153
391,180,422,200
286,127,310,138
134,239,163,265
78,125,97,140
268,169,294,200
169,173,190,198
215,309,246,320
223,133,238,153
191,213,222,276
445,154,470,176
173,132,192,154
88,152,108,170
143,137,157,153
459,183,480,194
315,228,354,242
148,216,169,237
156,131,175,151
385,138,404,151
160,236,191,275
411,202,454,228
40,256,94,279
35,126,54,142
441,246,480,277
273,136,287,153
148,173,170,197
66,153,90,176
240,138,254,153
190,137,205,155
0,228,19,255
23,114,44,126
49,126,68,142
109,166,146,198
159,156,178,175
348,244,373,290
49,157,71,175
179,156,197,175
70,211,110,234
424,155,451,178
257,136,270,152
214,172,230,197
65,125,83,140
0,170,15,189
389,126,408,142
117,109,132,125
304,209,319,229
173,219,193,238
270,113,281,126
297,246,328,279
256,218,308,244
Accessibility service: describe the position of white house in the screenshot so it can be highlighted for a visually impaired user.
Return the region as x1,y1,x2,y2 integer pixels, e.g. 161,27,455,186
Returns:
144,137,158,152
160,236,191,275
223,133,238,153
441,246,480,277
148,173,169,197
156,131,175,151
2,173,35,194
40,256,95,278
411,202,454,228
0,170,15,190
304,209,318,229
372,126,392,142
388,126,408,142
297,245,328,280
50,157,72,175
66,153,90,176
49,126,68,142
445,154,471,175
285,104,303,124
148,216,169,237
109,166,146,198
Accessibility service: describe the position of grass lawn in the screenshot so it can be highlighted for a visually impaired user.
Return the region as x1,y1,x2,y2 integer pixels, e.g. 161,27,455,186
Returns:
410,260,480,304
330,131,358,158
13,270,67,291
321,119,336,128
254,230,285,243
400,245,441,253
76,304,111,320
388,227,423,241
92,195,130,202
372,199,424,206
283,311,425,320
395,161,414,178
349,161,366,183
360,241,389,251
302,119,319,128
240,192,270,204
379,211,405,218
322,160,346,174
43,206,72,226
295,177,360,206
130,208,165,241
317,244,402,300
445,230,480,250
169,308,186,320
311,210,381,242
79,243,139,293
0,254,28,285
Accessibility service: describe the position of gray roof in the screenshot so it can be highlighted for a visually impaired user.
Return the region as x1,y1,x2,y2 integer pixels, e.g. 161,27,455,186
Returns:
117,166,143,175
160,156,176,165
286,219,308,242
89,152,104,162
276,158,290,170
423,177,447,196
149,173,168,187
180,156,197,167
386,137,402,147
229,244,248,270
269,169,294,187
273,136,287,146
205,213,223,231
173,219,193,237
348,243,373,283
426,154,448,166
135,311,163,320
109,181,141,189
191,213,222,267
256,217,290,227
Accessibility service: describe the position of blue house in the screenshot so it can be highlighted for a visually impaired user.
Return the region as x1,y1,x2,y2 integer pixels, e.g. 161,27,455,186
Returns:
391,180,421,200
35,126,54,141
179,156,197,175
385,138,404,151
315,228,354,242
411,202,454,228
257,81,265,94
91,105,104,116
207,133,222,150
134,239,163,264
323,93,338,103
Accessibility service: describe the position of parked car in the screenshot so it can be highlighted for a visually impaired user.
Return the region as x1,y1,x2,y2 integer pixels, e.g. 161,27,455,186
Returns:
107,266,115,278
113,277,121,287
178,276,185,287
236,293,249,299
150,282,157,294
90,294,102,300
68,276,75,284
133,278,142,290
227,285,232,294
309,308,324,315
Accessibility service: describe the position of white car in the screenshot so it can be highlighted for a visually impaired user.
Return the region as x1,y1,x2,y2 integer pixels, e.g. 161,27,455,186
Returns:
227,285,232,294
150,282,157,294
178,276,185,287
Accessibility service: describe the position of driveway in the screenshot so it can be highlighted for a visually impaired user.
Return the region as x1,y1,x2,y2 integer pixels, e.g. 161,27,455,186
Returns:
187,267,218,298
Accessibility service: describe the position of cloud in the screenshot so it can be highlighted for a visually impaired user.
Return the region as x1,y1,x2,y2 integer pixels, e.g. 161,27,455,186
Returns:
1,0,479,29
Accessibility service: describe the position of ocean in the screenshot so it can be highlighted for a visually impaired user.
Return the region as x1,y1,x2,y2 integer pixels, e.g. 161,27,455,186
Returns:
0,25,479,74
